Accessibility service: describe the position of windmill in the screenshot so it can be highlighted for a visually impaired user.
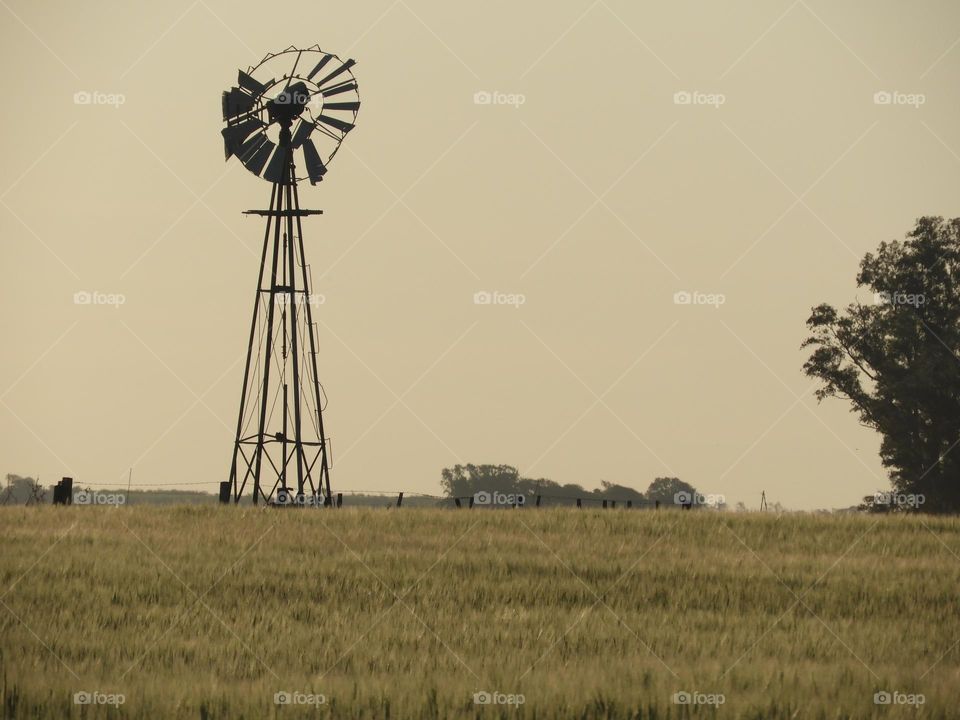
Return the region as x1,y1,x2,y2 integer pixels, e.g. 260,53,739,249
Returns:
221,46,360,506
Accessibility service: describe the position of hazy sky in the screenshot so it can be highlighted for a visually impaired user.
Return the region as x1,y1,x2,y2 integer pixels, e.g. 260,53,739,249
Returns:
2,0,959,509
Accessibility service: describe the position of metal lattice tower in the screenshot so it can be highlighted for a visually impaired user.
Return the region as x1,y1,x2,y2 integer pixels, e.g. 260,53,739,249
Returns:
220,46,360,505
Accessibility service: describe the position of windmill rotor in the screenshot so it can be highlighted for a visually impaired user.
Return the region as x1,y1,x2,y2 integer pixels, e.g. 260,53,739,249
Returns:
221,45,360,185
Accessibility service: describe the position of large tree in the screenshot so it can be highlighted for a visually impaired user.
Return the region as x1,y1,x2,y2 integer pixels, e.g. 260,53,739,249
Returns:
440,464,525,498
803,217,960,513
644,477,698,506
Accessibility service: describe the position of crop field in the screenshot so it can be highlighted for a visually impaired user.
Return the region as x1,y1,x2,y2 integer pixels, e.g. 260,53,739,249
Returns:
1,507,958,719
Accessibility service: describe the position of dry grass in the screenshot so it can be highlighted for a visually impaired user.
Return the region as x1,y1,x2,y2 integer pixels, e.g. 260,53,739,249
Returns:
1,506,958,718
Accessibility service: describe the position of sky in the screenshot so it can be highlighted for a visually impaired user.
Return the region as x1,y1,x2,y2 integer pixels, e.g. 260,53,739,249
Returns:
1,0,959,509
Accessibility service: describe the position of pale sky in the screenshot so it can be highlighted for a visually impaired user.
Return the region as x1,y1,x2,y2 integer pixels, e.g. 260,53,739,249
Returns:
2,0,959,509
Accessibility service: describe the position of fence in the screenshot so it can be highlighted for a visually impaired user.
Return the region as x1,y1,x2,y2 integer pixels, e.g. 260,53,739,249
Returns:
224,489,666,510
23,479,678,510
447,493,662,510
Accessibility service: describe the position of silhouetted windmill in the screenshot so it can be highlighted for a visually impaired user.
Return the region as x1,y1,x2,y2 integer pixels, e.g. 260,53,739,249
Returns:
221,46,360,506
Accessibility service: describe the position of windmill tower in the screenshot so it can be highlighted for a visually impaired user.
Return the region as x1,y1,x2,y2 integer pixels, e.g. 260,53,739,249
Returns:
220,46,360,505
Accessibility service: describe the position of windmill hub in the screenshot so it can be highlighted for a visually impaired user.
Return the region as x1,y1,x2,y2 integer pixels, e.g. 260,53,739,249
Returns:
266,81,310,130
221,46,360,505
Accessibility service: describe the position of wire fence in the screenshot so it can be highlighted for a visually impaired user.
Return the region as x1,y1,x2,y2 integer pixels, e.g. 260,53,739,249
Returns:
8,477,673,510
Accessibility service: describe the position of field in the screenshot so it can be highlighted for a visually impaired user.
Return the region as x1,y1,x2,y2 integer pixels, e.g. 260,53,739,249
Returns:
1,507,958,719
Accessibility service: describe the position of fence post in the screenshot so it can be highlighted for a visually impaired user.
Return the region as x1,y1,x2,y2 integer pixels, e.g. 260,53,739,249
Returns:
602,500,608,509
397,492,403,508
336,493,343,508
455,498,461,508
469,496,475,508
655,500,660,510
54,477,73,506
626,500,632,509
218,481,231,504
576,498,582,508
611,500,616,509
536,494,541,507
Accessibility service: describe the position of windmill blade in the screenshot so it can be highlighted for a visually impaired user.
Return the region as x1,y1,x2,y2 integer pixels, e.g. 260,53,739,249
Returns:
242,139,275,176
263,146,289,183
237,70,269,97
290,120,315,148
314,80,357,98
316,114,355,134
306,54,333,80
221,118,265,159
237,132,268,162
222,88,257,120
301,139,327,185
322,101,360,112
313,59,356,90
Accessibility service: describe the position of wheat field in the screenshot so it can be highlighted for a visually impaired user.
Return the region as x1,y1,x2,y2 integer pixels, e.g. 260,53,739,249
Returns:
1,506,958,718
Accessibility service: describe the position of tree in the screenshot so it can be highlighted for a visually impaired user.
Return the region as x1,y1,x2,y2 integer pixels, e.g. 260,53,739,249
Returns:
3,474,41,505
438,465,651,504
645,477,698,507
803,217,960,513
440,464,523,498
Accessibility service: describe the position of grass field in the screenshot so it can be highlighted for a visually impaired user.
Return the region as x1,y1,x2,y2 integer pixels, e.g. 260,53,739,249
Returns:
1,507,958,718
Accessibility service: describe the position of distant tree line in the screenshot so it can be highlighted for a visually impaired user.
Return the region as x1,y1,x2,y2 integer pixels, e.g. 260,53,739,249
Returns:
440,464,707,507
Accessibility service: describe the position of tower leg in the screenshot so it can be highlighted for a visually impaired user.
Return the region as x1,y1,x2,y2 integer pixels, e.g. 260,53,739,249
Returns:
250,174,286,505
292,177,333,503
283,167,306,497
229,183,277,503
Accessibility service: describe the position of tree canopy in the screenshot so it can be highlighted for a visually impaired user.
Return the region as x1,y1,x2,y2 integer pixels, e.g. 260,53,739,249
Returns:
803,216,960,513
